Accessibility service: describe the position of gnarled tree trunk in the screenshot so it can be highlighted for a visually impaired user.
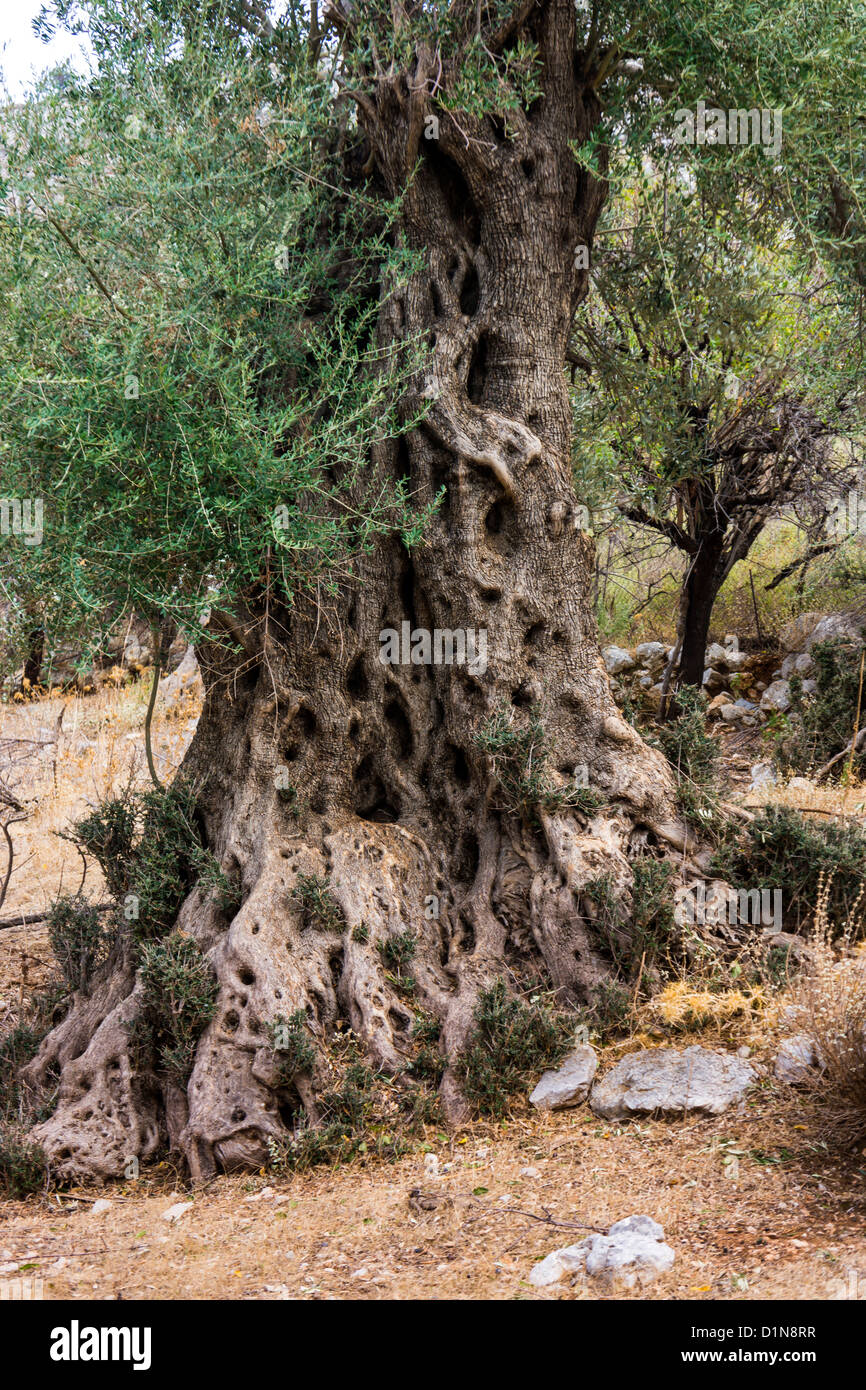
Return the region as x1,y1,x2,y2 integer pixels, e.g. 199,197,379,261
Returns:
25,0,688,1181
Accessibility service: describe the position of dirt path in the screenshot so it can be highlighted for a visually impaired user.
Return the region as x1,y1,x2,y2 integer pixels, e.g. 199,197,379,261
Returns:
3,1089,865,1301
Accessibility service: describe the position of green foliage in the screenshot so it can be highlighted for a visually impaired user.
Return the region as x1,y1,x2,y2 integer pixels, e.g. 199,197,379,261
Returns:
0,1131,47,1198
776,641,866,780
630,859,678,965
0,993,63,1194
275,780,303,820
0,1,432,671
70,781,235,944
475,703,602,824
268,1010,316,1083
47,896,112,993
712,806,866,932
585,858,677,977
459,980,573,1118
266,1056,410,1173
292,873,346,932
134,933,219,1082
377,930,417,982
0,978,69,1131
650,687,722,830
588,979,633,1038
0,1021,44,1082
351,923,369,944
408,1011,444,1084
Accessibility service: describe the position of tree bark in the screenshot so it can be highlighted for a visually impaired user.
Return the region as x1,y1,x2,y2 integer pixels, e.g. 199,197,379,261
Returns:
678,533,726,688
24,0,687,1181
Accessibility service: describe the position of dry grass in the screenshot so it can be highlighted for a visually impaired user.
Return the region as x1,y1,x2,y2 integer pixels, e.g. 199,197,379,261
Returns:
646,981,769,1034
1,1091,865,1301
742,774,866,820
787,874,866,1147
0,676,200,922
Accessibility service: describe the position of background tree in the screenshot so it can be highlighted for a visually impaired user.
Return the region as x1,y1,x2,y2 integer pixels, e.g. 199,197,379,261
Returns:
572,181,864,690
2,0,864,1181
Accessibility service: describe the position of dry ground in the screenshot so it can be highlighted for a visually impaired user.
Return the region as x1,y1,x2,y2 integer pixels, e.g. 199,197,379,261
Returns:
2,676,865,1301
2,1090,865,1301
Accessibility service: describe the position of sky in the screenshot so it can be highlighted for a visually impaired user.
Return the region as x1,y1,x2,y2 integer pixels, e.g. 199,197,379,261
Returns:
1,1,92,98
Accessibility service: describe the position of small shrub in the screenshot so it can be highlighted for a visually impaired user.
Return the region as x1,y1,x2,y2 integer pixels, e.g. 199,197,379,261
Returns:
69,794,138,900
134,933,219,1082
712,805,866,932
293,873,346,931
0,986,67,1129
651,686,721,830
0,1022,46,1100
788,873,866,1146
269,1120,409,1173
377,930,416,981
408,1010,444,1083
47,896,111,993
777,639,866,779
459,980,573,1117
585,859,677,976
588,978,632,1036
268,1010,316,1081
630,859,677,966
0,1130,47,1198
70,781,236,945
351,923,369,944
474,703,601,823
266,1053,410,1173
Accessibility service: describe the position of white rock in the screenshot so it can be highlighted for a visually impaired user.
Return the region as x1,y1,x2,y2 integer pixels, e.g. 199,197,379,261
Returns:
90,1199,112,1216
760,680,792,713
720,703,753,723
158,645,201,711
703,667,727,693
806,612,866,650
749,761,777,791
582,1215,675,1289
787,776,813,794
723,650,749,671
705,643,728,667
161,1201,193,1223
519,1167,541,1179
529,1044,598,1111
528,1215,674,1291
775,1034,820,1084
528,1244,587,1287
602,645,635,675
635,641,667,670
423,1153,440,1178
589,1046,754,1120
781,652,815,680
